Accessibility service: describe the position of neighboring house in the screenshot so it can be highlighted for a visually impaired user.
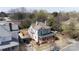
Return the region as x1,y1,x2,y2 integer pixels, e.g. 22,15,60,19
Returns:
28,21,55,44
0,17,11,21
0,21,19,51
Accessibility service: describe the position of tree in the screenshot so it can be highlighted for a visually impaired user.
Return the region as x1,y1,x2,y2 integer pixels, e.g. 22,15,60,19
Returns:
68,21,75,38
52,12,58,17
62,18,79,39
9,7,27,20
19,19,32,29
47,16,56,30
35,10,48,22
47,12,62,31
9,7,32,29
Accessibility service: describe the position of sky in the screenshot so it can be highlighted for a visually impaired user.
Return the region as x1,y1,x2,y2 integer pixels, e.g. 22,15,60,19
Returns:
0,7,79,13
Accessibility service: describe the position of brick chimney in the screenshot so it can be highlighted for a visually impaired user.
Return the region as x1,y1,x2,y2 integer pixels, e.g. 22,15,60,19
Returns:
9,23,12,31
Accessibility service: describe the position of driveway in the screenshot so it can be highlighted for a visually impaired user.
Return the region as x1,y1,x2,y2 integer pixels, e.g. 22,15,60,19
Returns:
61,42,79,51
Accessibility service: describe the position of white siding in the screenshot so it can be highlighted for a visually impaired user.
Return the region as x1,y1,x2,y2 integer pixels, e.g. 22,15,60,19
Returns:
34,31,38,42
28,26,38,42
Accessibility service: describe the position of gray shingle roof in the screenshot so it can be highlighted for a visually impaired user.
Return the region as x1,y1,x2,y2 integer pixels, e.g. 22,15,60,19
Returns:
0,25,11,37
0,21,19,42
0,21,11,36
31,22,50,30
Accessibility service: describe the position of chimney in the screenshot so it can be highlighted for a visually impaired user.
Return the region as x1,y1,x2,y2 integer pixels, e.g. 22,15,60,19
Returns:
45,21,47,25
36,21,38,25
9,23,12,31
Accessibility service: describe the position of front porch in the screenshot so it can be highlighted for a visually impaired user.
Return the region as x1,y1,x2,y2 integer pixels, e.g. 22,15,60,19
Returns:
30,35,59,51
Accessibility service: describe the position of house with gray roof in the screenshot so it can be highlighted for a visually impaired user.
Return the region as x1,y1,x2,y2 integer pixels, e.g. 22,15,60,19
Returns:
0,21,19,51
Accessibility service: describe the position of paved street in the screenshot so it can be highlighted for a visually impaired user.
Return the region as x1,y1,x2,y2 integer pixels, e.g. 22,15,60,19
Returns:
61,42,79,51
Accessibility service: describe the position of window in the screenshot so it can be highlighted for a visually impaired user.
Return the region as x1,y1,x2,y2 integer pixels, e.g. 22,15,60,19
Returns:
38,28,51,36
38,30,42,36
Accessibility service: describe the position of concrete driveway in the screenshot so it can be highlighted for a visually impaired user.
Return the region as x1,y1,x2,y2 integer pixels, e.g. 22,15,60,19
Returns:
61,42,79,51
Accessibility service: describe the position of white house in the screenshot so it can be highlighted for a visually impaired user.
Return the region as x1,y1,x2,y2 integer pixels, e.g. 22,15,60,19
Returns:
28,21,54,43
0,21,19,51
